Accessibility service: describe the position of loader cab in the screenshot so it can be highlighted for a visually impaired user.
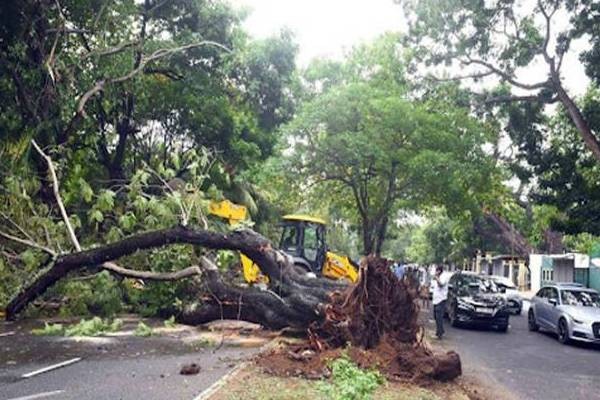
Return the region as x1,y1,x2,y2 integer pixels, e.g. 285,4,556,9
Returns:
279,215,327,273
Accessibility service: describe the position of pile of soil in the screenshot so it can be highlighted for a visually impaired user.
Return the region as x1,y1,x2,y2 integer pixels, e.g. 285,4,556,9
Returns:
256,256,461,383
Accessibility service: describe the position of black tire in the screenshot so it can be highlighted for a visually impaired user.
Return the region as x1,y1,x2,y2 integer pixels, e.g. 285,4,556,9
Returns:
514,307,522,316
557,318,570,344
449,306,459,327
528,309,539,332
496,323,509,333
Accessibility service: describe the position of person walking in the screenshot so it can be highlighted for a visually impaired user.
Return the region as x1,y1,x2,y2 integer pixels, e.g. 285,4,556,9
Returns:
432,265,449,339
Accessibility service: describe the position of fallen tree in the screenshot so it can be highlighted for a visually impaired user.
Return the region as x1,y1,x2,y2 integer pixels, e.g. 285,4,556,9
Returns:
4,141,345,328
5,225,345,328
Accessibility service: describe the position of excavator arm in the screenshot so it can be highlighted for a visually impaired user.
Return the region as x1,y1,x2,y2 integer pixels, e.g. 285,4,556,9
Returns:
208,200,265,284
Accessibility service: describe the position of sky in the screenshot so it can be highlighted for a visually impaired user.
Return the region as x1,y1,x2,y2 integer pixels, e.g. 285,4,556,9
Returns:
230,0,405,65
229,0,589,97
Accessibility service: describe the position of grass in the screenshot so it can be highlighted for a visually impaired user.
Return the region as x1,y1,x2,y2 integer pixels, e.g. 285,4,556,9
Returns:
318,356,385,400
210,366,463,400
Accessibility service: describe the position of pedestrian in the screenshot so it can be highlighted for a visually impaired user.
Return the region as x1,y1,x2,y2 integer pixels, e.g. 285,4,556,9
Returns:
393,260,405,280
432,265,449,339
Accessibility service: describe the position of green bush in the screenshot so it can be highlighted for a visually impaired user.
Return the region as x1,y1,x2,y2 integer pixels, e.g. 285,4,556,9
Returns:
56,271,123,318
126,245,194,317
318,356,385,400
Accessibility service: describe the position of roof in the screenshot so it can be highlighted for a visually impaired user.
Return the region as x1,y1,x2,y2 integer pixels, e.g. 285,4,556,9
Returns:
282,214,327,225
491,255,525,261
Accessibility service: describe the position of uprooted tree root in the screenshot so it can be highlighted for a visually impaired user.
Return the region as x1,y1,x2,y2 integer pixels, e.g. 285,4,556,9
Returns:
257,256,462,383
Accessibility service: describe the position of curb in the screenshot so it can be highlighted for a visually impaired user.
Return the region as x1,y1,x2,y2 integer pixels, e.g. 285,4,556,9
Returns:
192,337,281,400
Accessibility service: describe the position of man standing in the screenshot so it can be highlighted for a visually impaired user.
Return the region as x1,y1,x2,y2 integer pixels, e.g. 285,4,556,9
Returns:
432,265,449,339
393,260,405,280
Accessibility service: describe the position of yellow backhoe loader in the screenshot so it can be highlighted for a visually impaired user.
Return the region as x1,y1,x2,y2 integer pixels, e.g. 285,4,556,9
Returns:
208,200,358,283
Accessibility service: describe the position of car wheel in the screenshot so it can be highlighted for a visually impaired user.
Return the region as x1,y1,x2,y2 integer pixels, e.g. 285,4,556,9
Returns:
497,323,509,333
528,309,539,332
557,318,570,344
449,306,459,327
514,307,522,316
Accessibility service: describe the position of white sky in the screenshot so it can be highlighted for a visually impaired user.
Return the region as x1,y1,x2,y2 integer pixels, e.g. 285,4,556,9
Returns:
230,0,405,65
229,0,590,97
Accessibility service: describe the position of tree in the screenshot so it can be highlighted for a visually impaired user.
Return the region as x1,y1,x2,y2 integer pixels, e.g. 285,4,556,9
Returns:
0,1,300,321
404,0,600,163
285,75,494,255
0,0,297,197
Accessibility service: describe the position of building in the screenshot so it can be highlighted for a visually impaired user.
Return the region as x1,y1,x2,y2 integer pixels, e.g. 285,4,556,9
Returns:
468,252,529,290
528,253,590,294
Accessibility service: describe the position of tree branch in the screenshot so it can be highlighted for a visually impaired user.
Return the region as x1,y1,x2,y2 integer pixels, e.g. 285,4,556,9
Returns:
481,94,558,105
461,58,549,91
101,261,201,281
76,41,230,117
31,140,82,251
0,230,57,257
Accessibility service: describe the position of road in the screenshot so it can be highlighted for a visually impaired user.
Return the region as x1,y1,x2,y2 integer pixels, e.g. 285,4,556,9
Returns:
0,319,262,400
436,302,600,400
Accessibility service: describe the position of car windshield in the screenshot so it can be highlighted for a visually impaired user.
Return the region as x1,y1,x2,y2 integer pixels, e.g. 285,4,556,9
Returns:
560,290,600,307
460,275,499,295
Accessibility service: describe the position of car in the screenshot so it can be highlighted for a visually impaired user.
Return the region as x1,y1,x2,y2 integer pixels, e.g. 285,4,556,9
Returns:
490,275,524,315
446,272,511,332
528,283,600,344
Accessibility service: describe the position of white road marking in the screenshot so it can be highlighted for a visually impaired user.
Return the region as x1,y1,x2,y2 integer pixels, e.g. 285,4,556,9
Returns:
0,331,16,337
5,390,65,400
21,357,82,379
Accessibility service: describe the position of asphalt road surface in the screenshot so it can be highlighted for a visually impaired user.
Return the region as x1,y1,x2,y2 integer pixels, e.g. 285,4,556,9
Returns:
436,302,600,400
0,320,261,400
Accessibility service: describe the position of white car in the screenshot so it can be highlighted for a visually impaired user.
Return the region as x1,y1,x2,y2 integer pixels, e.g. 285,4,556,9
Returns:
490,275,523,315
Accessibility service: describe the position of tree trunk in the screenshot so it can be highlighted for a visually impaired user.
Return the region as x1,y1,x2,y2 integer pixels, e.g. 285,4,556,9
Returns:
361,219,374,255
551,71,600,163
6,226,345,329
374,215,389,257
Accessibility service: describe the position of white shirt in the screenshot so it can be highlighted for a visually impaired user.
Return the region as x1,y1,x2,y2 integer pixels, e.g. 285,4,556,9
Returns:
432,272,449,305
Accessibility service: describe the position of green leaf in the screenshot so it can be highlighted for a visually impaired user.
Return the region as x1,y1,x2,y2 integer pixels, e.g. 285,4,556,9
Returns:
79,178,94,203
90,209,104,223
96,190,115,212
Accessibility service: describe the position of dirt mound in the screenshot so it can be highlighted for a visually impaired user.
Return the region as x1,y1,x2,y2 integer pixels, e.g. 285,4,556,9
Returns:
257,256,461,382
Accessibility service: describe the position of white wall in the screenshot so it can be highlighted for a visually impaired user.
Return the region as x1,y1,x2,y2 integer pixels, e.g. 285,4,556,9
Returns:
574,253,590,269
529,254,543,293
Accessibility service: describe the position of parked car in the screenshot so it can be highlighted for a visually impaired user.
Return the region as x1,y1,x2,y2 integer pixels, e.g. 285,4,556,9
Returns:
446,272,511,332
528,283,600,344
490,275,523,315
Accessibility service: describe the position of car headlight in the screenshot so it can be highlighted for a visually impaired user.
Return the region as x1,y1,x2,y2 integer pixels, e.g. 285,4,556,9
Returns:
570,316,584,324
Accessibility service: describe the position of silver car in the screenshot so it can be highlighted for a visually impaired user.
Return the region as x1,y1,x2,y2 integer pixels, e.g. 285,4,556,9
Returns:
528,283,600,344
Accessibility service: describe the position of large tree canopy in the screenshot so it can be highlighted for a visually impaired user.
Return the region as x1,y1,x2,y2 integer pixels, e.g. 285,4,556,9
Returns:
283,39,496,255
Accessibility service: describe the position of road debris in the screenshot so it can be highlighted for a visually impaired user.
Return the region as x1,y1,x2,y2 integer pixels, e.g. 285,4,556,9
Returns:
21,358,82,379
180,362,201,375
